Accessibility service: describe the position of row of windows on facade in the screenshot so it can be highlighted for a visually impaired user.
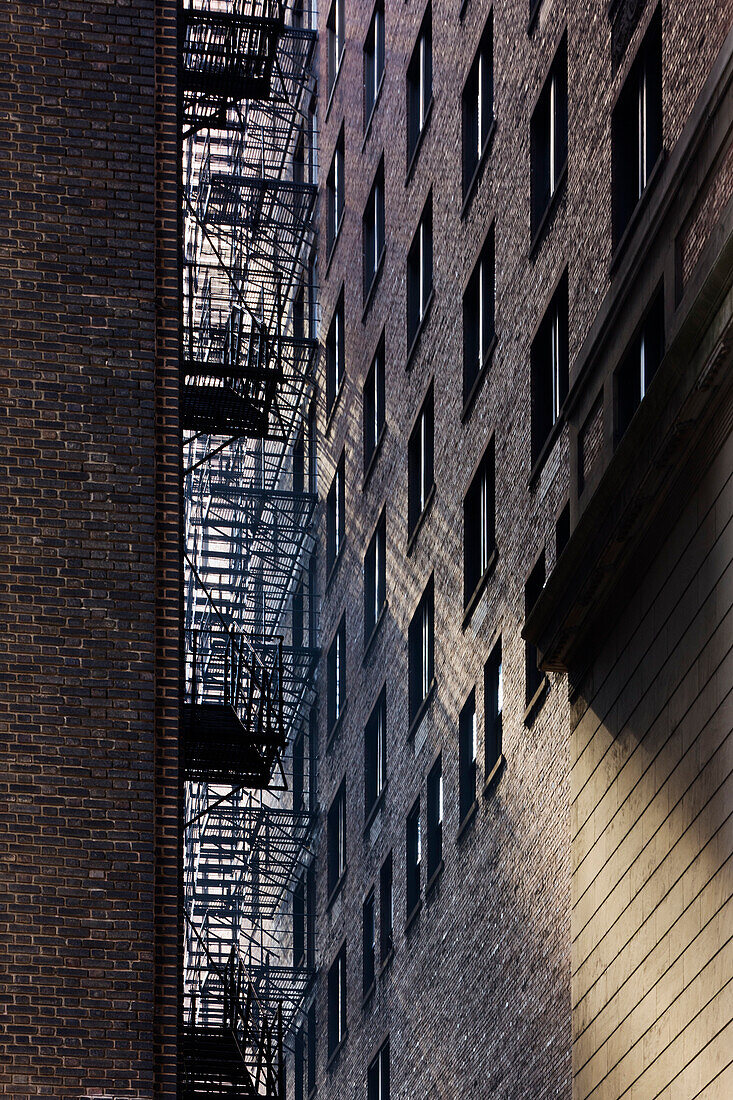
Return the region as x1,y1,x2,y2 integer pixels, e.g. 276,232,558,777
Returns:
293,1007,389,1099
325,2,664,326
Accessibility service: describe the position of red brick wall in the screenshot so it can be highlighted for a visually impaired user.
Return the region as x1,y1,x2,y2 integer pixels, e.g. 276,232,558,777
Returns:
0,2,179,1096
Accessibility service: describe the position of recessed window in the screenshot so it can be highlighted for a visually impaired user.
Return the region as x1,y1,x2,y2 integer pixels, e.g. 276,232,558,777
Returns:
327,0,345,97
525,552,546,704
616,288,664,440
363,158,385,302
463,225,495,405
464,437,495,607
307,863,316,967
307,1003,316,1093
530,33,568,238
327,615,346,738
462,12,493,197
362,890,376,995
484,638,502,773
327,943,347,1055
364,686,387,819
326,451,345,572
325,291,344,417
379,851,393,963
612,6,662,246
406,797,421,918
364,510,386,644
408,576,434,726
294,872,305,967
364,334,386,473
407,193,433,350
364,0,385,129
327,778,347,895
458,689,477,824
368,1040,390,1100
408,383,434,538
407,5,432,166
426,753,443,880
531,272,568,465
556,501,570,558
295,1027,305,1100
326,130,344,256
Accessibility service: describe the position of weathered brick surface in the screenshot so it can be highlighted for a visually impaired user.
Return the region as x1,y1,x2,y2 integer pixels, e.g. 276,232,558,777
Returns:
308,0,730,1098
0,2,179,1096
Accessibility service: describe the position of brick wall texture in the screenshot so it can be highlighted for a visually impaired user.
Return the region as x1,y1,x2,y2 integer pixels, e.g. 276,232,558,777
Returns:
311,0,731,1098
0,3,180,1097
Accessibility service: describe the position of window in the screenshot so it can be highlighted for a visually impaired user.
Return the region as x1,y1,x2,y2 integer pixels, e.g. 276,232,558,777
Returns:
327,0,345,96
616,288,664,440
368,1041,390,1100
408,576,434,726
463,437,495,607
362,891,376,995
307,862,316,967
531,272,568,465
364,511,386,644
325,291,344,416
407,5,432,166
327,944,347,1056
294,873,305,967
293,729,304,812
407,194,433,350
427,754,443,880
364,0,385,128
363,159,385,302
327,779,346,896
363,334,385,473
307,1003,316,1095
458,689,477,824
484,638,502,773
406,798,421,918
379,852,393,963
525,553,546,704
556,501,570,559
530,34,568,238
364,686,387,818
295,1028,304,1100
327,616,346,741
326,131,344,256
326,451,345,573
612,6,662,246
407,384,434,537
463,225,495,405
462,13,493,197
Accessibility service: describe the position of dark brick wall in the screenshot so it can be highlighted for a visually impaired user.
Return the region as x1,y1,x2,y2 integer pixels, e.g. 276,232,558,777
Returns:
307,0,730,1098
0,2,179,1096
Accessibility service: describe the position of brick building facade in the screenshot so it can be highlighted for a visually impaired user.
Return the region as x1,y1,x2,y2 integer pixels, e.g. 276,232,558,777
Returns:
308,0,732,1097
0,3,179,1097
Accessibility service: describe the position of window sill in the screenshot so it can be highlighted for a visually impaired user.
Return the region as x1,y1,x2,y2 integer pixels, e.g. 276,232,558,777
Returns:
362,423,386,490
405,287,435,371
407,677,436,741
363,601,387,662
529,161,568,258
379,947,394,976
326,702,348,751
483,753,505,797
425,858,444,897
406,482,436,556
462,546,499,630
405,96,434,186
529,409,566,488
325,545,344,594
362,71,386,151
457,798,478,842
460,118,497,220
324,52,345,124
364,781,387,833
362,245,386,321
324,377,345,438
609,151,666,275
461,333,497,422
326,867,348,911
362,981,376,1009
405,897,422,934
523,675,549,727
326,1031,348,1071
